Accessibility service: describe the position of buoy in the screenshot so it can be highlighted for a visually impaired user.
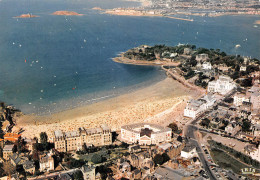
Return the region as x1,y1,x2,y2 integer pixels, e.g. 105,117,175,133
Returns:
25,59,26,63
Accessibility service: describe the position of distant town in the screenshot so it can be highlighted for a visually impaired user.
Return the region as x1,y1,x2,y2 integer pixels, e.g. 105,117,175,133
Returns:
102,0,260,18
0,43,259,179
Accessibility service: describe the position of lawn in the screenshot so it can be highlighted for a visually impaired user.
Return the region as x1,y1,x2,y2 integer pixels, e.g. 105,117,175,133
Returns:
210,148,251,174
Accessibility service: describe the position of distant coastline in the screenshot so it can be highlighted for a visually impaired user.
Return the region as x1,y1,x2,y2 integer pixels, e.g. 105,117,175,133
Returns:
52,11,83,16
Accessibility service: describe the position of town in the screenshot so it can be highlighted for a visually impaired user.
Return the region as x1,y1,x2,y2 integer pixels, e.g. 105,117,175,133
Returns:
0,44,260,179
103,0,260,18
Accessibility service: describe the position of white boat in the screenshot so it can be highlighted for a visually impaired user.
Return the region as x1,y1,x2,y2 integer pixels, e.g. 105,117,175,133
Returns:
235,44,241,48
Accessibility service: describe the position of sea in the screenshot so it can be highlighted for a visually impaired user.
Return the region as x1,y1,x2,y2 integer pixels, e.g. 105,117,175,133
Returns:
0,0,259,115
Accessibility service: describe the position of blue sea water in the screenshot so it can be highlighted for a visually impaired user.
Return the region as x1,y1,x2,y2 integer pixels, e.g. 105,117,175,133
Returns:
0,0,259,114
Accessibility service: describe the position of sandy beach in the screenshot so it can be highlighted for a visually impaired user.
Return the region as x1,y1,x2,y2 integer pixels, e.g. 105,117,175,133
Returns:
15,77,202,139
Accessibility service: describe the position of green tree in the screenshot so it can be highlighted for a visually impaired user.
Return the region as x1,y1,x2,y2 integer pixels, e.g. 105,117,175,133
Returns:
153,154,164,166
168,123,178,133
40,132,48,144
74,170,84,180
91,154,103,164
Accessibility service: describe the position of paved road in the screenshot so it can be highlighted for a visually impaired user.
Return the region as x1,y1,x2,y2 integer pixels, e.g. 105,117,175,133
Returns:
186,123,217,180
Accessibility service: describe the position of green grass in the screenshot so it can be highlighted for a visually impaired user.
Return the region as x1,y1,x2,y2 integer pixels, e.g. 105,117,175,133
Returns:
210,148,251,174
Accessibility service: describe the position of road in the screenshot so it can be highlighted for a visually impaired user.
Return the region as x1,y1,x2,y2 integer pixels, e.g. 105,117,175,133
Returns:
185,122,217,180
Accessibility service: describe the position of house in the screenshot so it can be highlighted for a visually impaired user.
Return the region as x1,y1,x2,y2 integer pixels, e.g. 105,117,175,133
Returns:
81,165,95,180
23,160,35,174
3,144,14,160
181,144,197,159
183,48,192,55
4,133,21,142
217,64,230,72
207,75,237,95
39,151,55,172
252,124,260,137
10,153,29,166
202,62,212,70
128,145,141,153
240,65,247,71
157,141,184,159
233,92,250,106
225,123,241,136
196,54,209,62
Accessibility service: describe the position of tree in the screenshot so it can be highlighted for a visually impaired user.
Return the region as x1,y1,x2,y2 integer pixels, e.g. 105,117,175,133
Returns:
40,132,48,144
74,170,84,180
162,153,170,163
168,123,178,133
91,154,103,164
153,154,164,166
242,120,251,132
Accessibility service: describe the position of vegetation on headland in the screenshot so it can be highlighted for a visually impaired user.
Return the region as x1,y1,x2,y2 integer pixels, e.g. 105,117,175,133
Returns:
116,44,259,89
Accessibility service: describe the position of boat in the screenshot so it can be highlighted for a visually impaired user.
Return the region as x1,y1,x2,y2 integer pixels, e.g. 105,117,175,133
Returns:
235,44,241,48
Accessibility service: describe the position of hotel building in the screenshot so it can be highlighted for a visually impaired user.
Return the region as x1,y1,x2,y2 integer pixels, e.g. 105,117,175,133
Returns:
53,125,112,152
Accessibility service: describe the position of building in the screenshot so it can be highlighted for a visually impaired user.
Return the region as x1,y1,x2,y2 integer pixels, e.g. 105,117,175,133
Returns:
184,99,204,119
183,48,192,55
181,145,197,159
39,151,55,172
233,92,250,106
250,86,260,111
53,125,112,152
225,123,241,136
4,133,21,142
65,130,82,152
121,123,172,145
202,61,212,70
196,53,209,62
240,65,247,71
207,75,237,95
184,94,216,119
3,144,14,160
23,160,35,174
10,153,29,166
81,165,95,180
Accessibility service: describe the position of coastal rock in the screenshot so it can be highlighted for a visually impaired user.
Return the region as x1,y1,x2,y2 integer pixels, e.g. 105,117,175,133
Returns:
52,11,83,16
14,13,38,18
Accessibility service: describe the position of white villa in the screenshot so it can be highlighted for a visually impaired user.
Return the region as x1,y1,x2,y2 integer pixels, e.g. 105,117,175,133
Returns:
207,75,237,95
121,123,172,145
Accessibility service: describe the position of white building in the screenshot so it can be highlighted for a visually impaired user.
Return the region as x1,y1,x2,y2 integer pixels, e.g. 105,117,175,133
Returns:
233,92,250,106
202,62,212,70
184,94,216,119
207,75,237,95
121,123,172,145
181,145,197,159
39,151,55,172
240,65,247,71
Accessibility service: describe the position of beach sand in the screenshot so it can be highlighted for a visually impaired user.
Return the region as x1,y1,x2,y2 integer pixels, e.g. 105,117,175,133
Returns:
15,77,202,139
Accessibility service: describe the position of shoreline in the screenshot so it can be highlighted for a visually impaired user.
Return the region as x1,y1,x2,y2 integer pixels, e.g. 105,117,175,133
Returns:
113,56,181,66
15,76,202,139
